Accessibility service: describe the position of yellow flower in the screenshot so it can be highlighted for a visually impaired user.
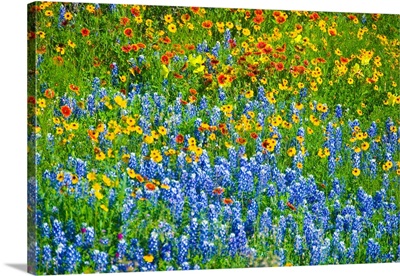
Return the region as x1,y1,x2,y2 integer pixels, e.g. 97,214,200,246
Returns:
92,183,101,192
100,204,109,212
135,126,143,135
287,147,296,157
87,172,97,181
144,135,154,144
38,98,46,108
114,95,127,109
168,24,177,33
96,151,106,161
95,191,104,200
158,126,167,136
242,28,251,36
143,254,154,263
164,14,173,23
127,168,136,179
56,172,64,182
352,168,361,176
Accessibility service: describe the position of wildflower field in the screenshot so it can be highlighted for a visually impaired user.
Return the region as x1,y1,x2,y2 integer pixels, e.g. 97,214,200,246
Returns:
27,2,400,275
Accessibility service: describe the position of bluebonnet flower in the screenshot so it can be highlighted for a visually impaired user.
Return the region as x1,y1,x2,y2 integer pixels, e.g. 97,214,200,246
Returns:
65,245,81,273
92,250,109,272
366,238,380,263
177,235,189,265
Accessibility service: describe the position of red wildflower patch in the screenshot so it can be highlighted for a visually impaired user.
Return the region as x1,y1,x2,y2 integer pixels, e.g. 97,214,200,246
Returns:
137,42,146,49
81,28,90,37
61,105,72,118
272,11,281,17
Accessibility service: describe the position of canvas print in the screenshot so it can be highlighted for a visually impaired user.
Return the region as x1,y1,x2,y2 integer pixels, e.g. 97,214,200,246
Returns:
27,2,400,275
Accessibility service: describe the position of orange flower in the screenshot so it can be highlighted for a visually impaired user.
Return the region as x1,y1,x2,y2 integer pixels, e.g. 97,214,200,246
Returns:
253,15,264,24
145,182,156,191
212,187,224,195
202,20,213,29
276,16,286,24
120,17,130,25
223,198,233,205
44,89,55,99
236,137,247,145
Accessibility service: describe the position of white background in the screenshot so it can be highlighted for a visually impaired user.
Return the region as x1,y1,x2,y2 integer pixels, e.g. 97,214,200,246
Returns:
0,0,399,275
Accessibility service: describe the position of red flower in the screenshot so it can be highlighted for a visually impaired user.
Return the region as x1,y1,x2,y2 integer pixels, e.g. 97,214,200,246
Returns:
201,20,213,29
176,134,184,144
276,16,286,24
130,7,140,17
191,7,200,14
27,96,36,105
61,105,72,118
275,62,284,71
81,28,90,37
160,55,169,65
250,132,258,139
309,12,319,21
217,74,227,86
236,137,247,145
120,17,130,26
121,45,132,53
124,28,133,38
256,41,267,49
253,15,264,24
